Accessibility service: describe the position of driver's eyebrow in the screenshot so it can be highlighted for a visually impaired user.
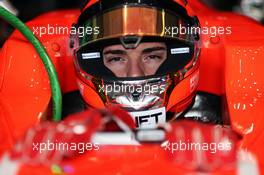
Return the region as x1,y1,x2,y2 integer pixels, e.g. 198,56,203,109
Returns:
103,50,126,55
142,47,166,54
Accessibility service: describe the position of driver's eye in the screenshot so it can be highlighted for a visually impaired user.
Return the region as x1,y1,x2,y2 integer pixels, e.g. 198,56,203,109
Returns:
106,57,126,63
147,55,162,60
143,54,164,62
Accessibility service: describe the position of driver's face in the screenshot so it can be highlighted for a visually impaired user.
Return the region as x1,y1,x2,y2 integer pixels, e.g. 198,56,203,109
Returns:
103,42,167,77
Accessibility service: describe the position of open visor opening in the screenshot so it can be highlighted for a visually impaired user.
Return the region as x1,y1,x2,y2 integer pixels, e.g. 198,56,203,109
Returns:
75,37,196,79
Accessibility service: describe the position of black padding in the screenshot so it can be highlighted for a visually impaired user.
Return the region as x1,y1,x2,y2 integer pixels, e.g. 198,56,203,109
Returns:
156,42,194,75
178,92,223,125
62,91,86,119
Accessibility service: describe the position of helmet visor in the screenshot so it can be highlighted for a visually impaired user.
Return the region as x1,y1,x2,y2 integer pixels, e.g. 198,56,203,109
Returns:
77,5,199,48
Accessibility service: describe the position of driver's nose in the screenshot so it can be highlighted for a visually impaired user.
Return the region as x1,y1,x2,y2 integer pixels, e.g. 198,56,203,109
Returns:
127,58,144,77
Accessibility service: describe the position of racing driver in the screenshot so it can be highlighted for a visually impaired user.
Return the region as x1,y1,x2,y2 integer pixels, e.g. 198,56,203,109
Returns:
69,0,222,129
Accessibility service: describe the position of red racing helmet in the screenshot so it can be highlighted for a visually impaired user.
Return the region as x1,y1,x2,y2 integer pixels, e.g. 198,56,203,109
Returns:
71,0,201,129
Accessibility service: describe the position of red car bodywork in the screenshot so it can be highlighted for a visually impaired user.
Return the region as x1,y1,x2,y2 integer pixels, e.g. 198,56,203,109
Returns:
0,0,264,174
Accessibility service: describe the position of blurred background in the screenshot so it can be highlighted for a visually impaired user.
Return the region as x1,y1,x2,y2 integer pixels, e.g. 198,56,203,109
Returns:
0,0,263,46
0,0,81,46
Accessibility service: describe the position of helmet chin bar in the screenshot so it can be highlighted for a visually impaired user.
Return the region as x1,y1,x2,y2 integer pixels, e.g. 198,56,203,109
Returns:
102,75,173,112
94,74,183,129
